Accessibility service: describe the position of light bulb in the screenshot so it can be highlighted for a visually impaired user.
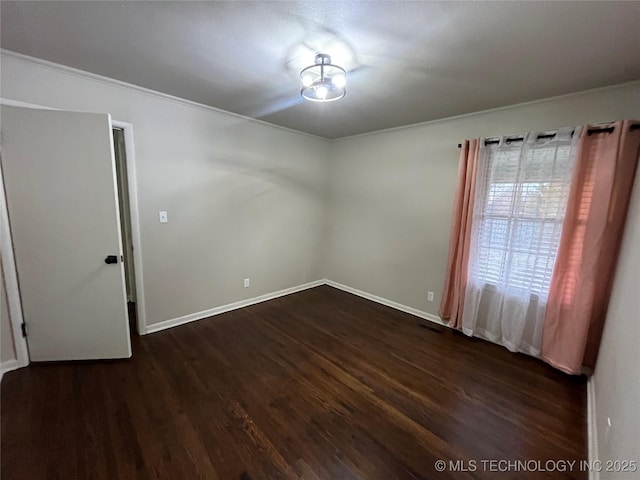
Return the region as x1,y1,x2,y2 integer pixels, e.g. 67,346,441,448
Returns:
316,85,328,99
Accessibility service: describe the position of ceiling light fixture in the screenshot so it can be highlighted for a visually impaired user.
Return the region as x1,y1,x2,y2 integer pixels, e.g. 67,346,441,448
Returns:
300,53,346,102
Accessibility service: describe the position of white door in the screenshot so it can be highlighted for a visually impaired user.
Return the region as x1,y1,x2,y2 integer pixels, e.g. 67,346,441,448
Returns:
0,105,131,361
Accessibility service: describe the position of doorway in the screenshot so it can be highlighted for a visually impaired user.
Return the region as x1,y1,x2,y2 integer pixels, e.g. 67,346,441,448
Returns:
112,127,138,334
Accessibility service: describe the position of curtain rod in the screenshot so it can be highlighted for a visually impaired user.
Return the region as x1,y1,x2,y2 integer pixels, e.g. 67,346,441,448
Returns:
457,124,640,148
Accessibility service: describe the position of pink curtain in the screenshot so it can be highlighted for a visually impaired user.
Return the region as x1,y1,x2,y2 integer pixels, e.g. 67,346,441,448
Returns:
439,139,480,329
542,120,640,374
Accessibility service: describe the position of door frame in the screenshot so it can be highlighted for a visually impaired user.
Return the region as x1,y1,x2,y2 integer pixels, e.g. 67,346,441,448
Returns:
0,152,30,371
111,120,147,335
0,99,148,370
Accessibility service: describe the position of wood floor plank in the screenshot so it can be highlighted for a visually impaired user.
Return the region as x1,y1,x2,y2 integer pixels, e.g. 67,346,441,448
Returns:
1,286,587,479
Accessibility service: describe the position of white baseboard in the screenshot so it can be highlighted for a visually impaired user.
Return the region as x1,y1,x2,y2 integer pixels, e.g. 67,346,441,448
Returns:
1,358,21,382
145,279,447,335
323,279,446,327
145,280,325,334
587,375,599,480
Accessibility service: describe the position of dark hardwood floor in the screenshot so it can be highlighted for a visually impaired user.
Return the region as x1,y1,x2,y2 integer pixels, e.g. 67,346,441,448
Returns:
1,286,587,479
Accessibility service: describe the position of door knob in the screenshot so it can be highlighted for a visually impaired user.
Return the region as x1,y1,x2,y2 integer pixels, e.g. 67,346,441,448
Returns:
104,255,118,264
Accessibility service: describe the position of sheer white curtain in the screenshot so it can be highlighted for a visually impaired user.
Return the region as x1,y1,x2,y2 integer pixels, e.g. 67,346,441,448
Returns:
461,128,579,357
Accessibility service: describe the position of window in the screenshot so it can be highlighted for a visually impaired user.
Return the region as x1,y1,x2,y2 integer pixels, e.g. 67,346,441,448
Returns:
471,135,575,299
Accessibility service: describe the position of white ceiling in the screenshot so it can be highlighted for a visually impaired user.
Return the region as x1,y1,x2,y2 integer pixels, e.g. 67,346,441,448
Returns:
2,1,639,139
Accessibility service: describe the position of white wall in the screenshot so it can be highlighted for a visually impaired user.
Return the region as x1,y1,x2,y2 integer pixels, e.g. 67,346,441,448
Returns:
0,51,328,329
326,82,640,317
591,164,640,478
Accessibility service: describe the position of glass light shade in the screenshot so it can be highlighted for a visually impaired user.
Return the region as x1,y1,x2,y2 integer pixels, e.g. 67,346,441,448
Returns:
331,73,346,88
300,54,346,102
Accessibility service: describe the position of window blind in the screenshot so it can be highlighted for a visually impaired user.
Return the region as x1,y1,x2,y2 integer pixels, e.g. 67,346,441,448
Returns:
471,135,575,299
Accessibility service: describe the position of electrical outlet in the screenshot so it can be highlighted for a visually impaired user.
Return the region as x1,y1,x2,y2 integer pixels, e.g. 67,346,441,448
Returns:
243,278,250,288
427,291,434,302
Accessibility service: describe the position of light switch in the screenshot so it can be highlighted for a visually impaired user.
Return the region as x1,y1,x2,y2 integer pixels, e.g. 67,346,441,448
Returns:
159,211,168,223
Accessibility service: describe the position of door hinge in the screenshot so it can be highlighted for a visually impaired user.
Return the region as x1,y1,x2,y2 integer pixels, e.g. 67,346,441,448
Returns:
21,322,27,338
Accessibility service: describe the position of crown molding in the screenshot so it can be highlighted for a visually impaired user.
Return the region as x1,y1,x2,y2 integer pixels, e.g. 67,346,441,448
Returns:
332,79,640,142
0,49,327,142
